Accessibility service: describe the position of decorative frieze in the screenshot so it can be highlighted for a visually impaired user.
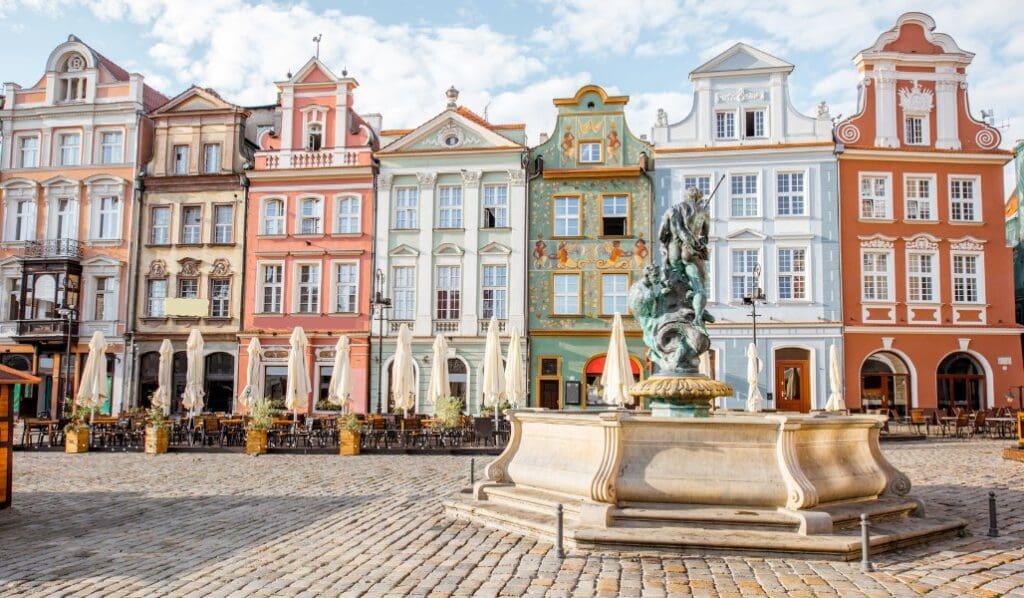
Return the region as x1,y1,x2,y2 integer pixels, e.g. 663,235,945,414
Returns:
714,88,768,104
461,170,481,187
949,237,985,252
416,172,437,189
898,81,934,114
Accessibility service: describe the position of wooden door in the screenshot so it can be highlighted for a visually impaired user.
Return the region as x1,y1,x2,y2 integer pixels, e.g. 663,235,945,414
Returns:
538,380,560,410
1,385,11,509
775,360,810,413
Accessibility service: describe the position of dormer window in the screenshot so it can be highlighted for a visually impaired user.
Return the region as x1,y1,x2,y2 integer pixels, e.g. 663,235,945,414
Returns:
301,107,327,152
58,53,88,103
715,111,735,139
744,109,765,138
173,145,189,175
904,116,925,145
307,123,323,151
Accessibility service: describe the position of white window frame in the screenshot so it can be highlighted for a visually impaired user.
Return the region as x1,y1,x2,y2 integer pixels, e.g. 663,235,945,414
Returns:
58,132,81,166
17,135,40,168
601,194,629,236
45,190,78,241
213,204,234,244
91,276,114,321
437,185,463,229
903,115,929,146
293,261,322,314
683,175,712,199
98,130,124,165
951,251,985,304
297,196,324,235
435,265,462,320
949,176,982,223
481,263,508,320
257,262,284,314
553,196,581,237
209,278,231,318
393,186,418,230
202,143,221,174
859,172,893,220
172,144,189,175
261,197,286,236
730,248,761,302
579,142,602,163
6,195,36,243
860,249,894,303
776,247,808,302
150,206,171,245
715,111,735,139
147,279,168,317
903,174,937,222
179,205,202,244
333,195,361,234
601,273,629,315
552,273,581,315
302,107,327,151
482,184,509,228
776,171,806,217
391,265,416,320
93,195,122,241
743,108,766,139
331,260,359,314
906,250,939,304
729,173,759,218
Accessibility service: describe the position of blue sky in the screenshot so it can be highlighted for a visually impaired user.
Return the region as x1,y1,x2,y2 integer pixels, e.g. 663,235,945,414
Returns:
2,0,1024,160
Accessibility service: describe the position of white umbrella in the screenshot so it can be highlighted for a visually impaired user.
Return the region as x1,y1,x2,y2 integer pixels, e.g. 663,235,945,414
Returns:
327,335,353,413
745,342,764,413
238,337,263,412
481,317,505,426
426,334,450,407
600,313,634,407
181,329,205,417
75,330,108,422
825,344,846,412
391,323,416,414
285,327,311,419
152,339,173,415
504,327,526,409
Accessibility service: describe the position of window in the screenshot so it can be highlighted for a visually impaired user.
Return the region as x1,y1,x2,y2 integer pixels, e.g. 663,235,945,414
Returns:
173,145,189,175
744,109,765,138
437,186,463,229
180,206,202,244
59,133,81,166
296,264,321,313
950,177,980,222
715,112,735,139
147,279,167,317
862,251,892,301
553,273,580,315
731,249,759,301
298,197,323,234
435,265,461,320
333,262,358,313
905,176,935,221
177,277,199,299
394,187,418,229
262,199,284,235
602,273,629,315
907,253,937,302
481,265,507,319
307,122,323,151
19,137,39,168
392,266,415,320
259,264,283,313
203,143,221,174
52,197,76,240
554,196,580,237
860,175,890,219
150,206,170,244
210,279,230,318
482,184,508,228
730,174,758,217
97,196,120,240
602,195,628,236
683,175,711,199
904,116,925,145
334,196,360,234
777,248,806,300
213,205,233,243
579,142,601,163
952,254,981,303
9,199,34,242
94,277,110,320
99,132,123,164
776,172,805,216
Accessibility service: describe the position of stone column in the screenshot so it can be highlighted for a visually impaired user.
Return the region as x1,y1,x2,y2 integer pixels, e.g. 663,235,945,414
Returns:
934,78,961,150
507,168,527,333
414,172,436,337
872,67,898,148
461,170,481,334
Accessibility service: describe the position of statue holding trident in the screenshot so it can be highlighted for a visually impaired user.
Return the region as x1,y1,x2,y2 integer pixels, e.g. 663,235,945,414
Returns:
629,178,732,416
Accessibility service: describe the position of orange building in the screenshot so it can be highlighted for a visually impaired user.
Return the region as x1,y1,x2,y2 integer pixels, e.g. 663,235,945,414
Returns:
836,12,1024,415
240,58,378,414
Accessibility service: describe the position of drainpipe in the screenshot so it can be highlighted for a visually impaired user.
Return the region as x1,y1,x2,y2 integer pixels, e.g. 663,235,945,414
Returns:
123,169,144,413
526,152,543,406
361,122,380,415
237,169,250,412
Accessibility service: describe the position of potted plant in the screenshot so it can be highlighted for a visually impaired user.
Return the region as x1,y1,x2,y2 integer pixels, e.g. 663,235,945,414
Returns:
435,396,464,430
144,403,170,455
246,397,272,456
64,406,91,454
339,414,362,456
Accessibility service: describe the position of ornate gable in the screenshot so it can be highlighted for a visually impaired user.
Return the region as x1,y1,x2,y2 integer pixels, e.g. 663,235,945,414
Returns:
690,43,793,78
379,110,521,154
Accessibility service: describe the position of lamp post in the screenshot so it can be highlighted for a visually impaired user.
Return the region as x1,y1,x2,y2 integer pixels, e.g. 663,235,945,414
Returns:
742,263,767,407
371,268,392,415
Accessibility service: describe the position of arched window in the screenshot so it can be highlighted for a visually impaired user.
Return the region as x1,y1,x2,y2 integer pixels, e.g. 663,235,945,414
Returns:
204,352,235,413
334,196,361,234
172,351,188,414
298,197,323,234
262,198,284,235
138,351,161,409
937,352,986,413
307,122,323,151
447,358,468,403
58,52,88,102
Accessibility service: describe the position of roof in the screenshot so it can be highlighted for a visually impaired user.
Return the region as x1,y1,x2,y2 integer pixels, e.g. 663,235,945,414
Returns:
455,106,525,132
690,43,793,78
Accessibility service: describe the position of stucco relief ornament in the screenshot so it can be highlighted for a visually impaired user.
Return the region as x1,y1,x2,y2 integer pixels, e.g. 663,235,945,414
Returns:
210,258,231,277
951,238,985,252
898,81,934,114
507,169,525,186
975,128,1000,150
905,235,938,251
815,101,831,119
836,122,861,144
377,173,393,191
461,170,481,187
178,258,201,277
147,259,167,278
859,237,895,249
714,88,768,104
416,172,437,188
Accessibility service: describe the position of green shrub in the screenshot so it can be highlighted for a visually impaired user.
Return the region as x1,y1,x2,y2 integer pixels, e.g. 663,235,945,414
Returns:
435,396,464,429
248,398,273,431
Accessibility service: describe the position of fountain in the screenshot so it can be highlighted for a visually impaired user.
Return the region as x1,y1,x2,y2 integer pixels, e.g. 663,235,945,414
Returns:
446,189,965,560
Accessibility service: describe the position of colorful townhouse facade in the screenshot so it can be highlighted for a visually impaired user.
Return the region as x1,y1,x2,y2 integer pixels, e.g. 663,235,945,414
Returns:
527,85,653,409
132,87,255,414
835,12,1024,415
240,58,378,415
371,87,527,415
0,36,166,417
650,43,841,412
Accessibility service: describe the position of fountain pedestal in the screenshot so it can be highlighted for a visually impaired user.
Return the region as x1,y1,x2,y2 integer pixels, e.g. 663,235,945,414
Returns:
629,374,732,417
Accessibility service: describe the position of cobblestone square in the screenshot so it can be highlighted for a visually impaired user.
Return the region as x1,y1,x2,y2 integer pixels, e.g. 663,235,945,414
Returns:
1,440,1023,597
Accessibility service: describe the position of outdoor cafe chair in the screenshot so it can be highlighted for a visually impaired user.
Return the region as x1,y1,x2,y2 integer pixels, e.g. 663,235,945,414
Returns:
953,412,970,438
969,411,988,438
473,417,496,447
909,409,929,436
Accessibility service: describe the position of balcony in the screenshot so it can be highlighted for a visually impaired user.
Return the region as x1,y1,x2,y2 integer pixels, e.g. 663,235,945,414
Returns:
433,320,459,335
478,319,507,335
20,239,83,261
257,148,371,170
14,318,79,345
389,320,413,334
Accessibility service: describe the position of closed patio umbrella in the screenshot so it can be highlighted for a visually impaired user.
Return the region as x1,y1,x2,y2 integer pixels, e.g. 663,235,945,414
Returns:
152,339,173,415
181,329,205,418
825,344,846,412
391,323,416,414
75,330,108,423
327,335,353,413
504,327,525,409
600,313,634,408
745,342,764,413
426,334,450,408
285,326,311,420
481,317,505,426
238,337,263,413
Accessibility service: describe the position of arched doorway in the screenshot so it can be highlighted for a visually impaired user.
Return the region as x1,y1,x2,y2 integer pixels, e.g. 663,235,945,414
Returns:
1,354,34,416
861,351,911,416
937,352,986,413
137,352,160,409
448,358,468,407
172,351,187,414
775,348,811,412
583,354,641,408
205,352,235,413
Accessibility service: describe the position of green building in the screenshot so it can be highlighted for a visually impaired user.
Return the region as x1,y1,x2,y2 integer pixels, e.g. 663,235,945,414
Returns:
527,85,653,409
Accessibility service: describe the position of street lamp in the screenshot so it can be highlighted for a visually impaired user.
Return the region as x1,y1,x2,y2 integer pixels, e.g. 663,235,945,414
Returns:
372,268,392,415
741,263,767,347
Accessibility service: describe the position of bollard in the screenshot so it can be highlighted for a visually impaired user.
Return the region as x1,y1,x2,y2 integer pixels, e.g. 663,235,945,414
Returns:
555,503,565,559
988,491,999,537
470,457,475,487
860,513,873,572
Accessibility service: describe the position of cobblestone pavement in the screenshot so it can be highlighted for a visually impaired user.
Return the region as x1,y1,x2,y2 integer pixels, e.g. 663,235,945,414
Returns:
1,440,1023,597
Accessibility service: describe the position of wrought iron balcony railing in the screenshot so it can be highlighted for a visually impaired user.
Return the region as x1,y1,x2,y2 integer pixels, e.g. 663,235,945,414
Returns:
20,239,83,260
15,318,79,339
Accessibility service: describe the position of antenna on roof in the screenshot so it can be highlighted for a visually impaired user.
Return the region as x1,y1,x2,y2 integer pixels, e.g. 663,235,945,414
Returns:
312,34,322,60
484,101,491,122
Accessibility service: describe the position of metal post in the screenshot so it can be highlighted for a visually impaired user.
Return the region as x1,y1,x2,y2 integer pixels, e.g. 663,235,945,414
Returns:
555,503,565,559
376,301,384,415
988,491,999,537
860,513,873,572
470,457,475,487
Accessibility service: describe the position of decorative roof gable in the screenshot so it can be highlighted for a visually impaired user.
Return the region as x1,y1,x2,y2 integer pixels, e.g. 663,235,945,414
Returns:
690,43,793,78
378,109,522,154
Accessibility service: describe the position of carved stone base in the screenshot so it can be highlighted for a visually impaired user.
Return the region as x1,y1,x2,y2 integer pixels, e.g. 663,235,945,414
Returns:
630,375,733,418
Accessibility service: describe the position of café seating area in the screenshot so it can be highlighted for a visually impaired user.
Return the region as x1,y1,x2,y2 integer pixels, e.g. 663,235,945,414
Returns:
874,407,1020,439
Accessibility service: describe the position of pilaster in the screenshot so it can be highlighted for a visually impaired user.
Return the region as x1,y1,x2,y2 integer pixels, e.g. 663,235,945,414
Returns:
461,170,481,333
873,67,899,148
934,79,961,150
415,172,436,337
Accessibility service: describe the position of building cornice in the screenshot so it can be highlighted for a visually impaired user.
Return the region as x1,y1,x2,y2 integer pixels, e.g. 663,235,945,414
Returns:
654,141,834,156
839,147,1011,164
541,166,643,180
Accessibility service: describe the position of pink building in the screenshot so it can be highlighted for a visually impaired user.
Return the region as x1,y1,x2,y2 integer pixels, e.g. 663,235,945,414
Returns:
241,58,379,414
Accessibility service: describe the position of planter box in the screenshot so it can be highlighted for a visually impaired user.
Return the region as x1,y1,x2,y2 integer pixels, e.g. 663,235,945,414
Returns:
65,428,89,454
246,429,268,455
145,427,169,455
339,430,361,456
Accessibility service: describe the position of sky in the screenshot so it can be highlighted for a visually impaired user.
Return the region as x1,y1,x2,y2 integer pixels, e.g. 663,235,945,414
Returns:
1,0,1023,172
